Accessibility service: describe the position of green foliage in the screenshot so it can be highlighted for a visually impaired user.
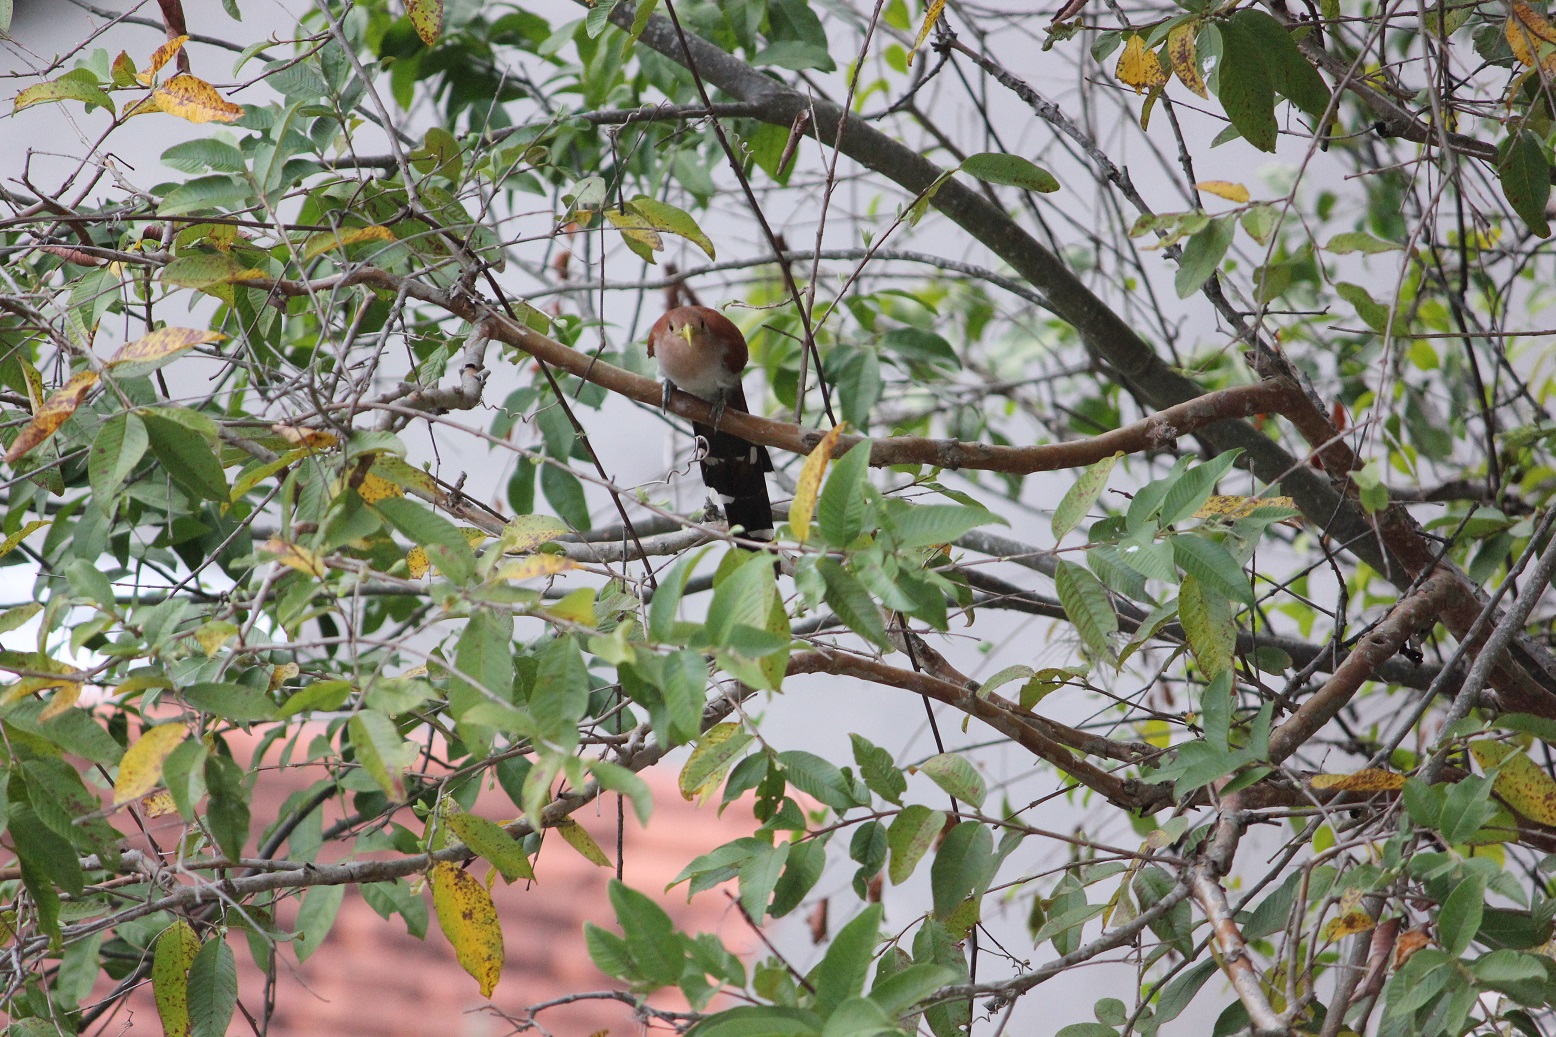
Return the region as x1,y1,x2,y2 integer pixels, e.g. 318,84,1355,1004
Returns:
3,0,1556,1031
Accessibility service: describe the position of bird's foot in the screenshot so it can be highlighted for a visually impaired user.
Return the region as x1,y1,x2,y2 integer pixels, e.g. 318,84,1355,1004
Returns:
709,397,726,431
660,379,674,413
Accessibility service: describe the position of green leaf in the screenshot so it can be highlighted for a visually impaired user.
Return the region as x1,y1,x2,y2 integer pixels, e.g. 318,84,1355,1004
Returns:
348,710,411,800
705,550,779,646
1053,453,1119,542
1158,450,1241,527
445,810,535,882
626,196,715,259
203,754,250,863
1500,130,1552,238
539,463,590,530
1439,874,1486,956
1055,559,1118,657
607,879,684,987
1171,534,1254,604
683,1006,823,1037
1228,9,1330,120
1174,215,1237,297
14,76,114,115
1214,21,1278,152
888,805,945,885
808,903,884,1014
182,681,277,722
817,557,890,650
10,803,84,896
89,412,148,504
886,502,1003,548
1155,959,1219,1024
294,883,345,962
649,548,711,643
882,327,960,369
869,962,959,1017
930,821,994,918
960,152,1060,193
817,441,872,547
1325,231,1404,254
186,937,238,1037
851,734,906,805
142,411,228,502
1179,575,1234,677
777,749,861,811
918,752,986,808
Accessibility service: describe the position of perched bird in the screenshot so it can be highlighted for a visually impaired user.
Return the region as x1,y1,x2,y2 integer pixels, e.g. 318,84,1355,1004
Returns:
647,305,774,539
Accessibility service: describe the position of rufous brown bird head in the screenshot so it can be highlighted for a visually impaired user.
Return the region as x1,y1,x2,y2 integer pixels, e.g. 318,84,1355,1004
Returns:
647,305,749,404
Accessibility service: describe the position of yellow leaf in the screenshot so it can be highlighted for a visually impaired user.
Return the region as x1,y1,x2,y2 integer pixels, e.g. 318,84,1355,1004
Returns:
0,674,77,707
1167,22,1209,98
603,209,663,252
1514,1,1556,43
13,78,115,115
141,790,177,817
38,681,82,721
1194,494,1297,519
269,662,300,690
553,817,612,867
264,537,326,578
408,0,445,44
113,723,187,805
151,74,244,124
270,424,337,451
301,225,395,262
0,520,50,561
119,94,163,121
107,327,225,372
1195,181,1251,203
431,861,504,997
406,528,488,579
153,920,202,1037
5,371,98,463
1470,740,1556,824
500,514,571,553
1507,14,1540,67
1320,910,1375,942
1309,769,1407,792
193,620,239,658
353,471,403,503
495,554,574,581
910,0,946,63
138,34,189,84
546,586,597,625
791,424,846,542
1116,35,1166,95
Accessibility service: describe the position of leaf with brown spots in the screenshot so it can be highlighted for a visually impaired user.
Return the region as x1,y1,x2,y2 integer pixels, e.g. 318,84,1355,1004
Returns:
152,74,244,124
5,371,98,463
137,35,189,84
1470,739,1556,824
1309,769,1407,792
431,862,504,997
1116,35,1166,95
107,327,225,377
1167,22,1208,97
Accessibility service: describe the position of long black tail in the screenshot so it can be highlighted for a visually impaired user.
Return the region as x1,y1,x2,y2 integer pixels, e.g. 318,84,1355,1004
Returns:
694,421,774,539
